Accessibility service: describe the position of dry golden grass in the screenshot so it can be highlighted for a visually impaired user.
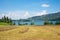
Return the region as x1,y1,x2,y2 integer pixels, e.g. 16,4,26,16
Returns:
0,25,17,31
0,25,60,40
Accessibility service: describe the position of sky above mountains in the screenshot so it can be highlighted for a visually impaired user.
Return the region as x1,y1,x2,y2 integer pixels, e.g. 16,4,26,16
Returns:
0,0,60,20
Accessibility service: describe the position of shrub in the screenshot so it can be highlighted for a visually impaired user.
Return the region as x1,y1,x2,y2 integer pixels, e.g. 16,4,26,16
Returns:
30,22,34,25
13,22,15,25
55,21,60,25
44,21,49,25
44,21,53,25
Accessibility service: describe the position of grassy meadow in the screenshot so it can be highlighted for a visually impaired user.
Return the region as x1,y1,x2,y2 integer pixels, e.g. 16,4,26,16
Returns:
0,25,60,40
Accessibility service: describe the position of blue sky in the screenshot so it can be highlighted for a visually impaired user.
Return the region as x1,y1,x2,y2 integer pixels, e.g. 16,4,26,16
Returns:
0,0,60,19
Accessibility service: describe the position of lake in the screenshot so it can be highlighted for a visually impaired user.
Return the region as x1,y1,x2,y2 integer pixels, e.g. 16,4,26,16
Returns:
12,20,57,26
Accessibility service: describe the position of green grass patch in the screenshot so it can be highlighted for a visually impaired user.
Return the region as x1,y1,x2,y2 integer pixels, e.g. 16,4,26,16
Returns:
0,22,10,25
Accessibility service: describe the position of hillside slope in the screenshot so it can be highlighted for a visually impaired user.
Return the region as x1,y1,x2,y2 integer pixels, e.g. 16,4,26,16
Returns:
28,12,60,21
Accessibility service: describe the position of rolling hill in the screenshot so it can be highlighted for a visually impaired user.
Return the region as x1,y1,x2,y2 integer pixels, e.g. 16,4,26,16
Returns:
28,12,60,21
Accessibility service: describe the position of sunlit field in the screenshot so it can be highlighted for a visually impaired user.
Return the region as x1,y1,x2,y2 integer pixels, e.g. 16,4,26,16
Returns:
0,25,60,40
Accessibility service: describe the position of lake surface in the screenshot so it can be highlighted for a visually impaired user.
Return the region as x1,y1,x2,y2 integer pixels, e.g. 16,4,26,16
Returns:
12,20,57,26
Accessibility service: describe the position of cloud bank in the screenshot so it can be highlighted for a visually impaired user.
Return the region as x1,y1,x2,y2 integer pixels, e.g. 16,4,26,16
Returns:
36,10,47,16
41,4,50,8
0,10,48,20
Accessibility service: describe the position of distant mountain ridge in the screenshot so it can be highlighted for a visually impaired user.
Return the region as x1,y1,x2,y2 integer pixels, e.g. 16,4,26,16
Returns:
28,12,60,21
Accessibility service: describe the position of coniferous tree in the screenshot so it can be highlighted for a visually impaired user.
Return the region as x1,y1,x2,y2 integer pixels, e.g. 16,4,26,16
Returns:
0,16,12,25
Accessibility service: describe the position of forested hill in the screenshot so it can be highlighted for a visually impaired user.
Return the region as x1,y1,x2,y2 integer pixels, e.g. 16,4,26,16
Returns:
28,12,60,21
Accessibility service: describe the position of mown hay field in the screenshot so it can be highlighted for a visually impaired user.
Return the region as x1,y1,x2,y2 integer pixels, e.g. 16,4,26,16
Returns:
0,25,60,40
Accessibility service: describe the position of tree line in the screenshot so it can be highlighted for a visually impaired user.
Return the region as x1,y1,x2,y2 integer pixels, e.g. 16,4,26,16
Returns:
44,21,60,25
0,16,12,25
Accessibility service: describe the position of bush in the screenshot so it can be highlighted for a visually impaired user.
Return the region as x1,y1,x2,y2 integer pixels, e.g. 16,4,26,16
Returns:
44,21,53,25
25,23,28,25
55,21,60,25
30,22,34,25
18,23,22,25
13,22,15,25
49,22,53,25
44,21,49,25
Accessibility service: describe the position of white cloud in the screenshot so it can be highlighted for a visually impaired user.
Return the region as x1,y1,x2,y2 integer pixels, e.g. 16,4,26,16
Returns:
41,4,50,7
0,10,48,20
36,10,47,16
0,11,31,20
5,12,21,20
0,13,5,19
23,11,31,19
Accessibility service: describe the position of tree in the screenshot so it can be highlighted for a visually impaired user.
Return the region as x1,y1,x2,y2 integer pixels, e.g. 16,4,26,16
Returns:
25,23,28,25
44,21,53,25
0,16,13,25
3,16,6,22
18,22,22,25
44,21,48,25
49,22,53,25
9,18,12,25
31,22,34,25
55,21,60,25
13,22,15,25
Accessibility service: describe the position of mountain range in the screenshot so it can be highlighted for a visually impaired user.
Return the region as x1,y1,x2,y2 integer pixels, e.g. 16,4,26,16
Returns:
27,12,60,21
